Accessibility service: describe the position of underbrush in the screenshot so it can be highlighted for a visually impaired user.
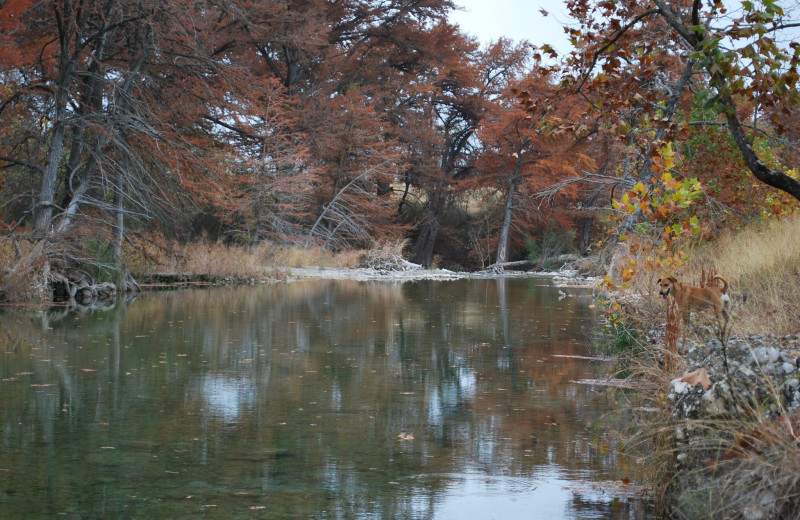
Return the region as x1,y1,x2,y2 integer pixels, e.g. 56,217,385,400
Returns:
663,411,800,519
627,363,800,519
0,239,48,302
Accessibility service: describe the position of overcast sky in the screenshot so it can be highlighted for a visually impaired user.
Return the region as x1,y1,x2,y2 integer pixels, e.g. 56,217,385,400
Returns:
448,0,571,53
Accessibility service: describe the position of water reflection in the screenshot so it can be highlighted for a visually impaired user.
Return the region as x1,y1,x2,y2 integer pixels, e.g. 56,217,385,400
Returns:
0,278,649,519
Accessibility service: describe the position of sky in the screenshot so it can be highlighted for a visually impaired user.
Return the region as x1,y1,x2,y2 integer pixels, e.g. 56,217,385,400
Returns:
448,0,571,53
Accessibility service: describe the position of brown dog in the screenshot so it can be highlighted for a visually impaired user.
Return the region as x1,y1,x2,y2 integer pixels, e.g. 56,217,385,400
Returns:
657,275,730,334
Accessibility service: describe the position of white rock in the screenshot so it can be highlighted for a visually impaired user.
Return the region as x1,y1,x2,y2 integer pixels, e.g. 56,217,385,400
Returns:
750,347,770,365
670,380,691,395
702,387,727,415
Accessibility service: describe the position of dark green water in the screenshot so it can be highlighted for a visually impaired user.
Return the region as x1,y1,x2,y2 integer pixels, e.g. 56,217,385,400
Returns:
0,278,647,519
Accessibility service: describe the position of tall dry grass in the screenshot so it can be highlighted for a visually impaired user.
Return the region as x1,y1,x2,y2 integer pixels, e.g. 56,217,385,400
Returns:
620,215,800,336
124,234,373,279
628,397,800,519
688,215,800,334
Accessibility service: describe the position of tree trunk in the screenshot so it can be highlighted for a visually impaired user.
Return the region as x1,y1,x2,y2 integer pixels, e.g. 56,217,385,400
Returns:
411,186,447,267
411,214,439,268
577,216,594,254
112,178,126,294
34,122,67,236
250,202,263,252
496,159,521,265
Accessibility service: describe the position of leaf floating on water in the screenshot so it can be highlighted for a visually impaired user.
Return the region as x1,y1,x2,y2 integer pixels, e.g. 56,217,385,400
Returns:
250,506,266,510
31,383,56,387
81,369,96,372
100,446,116,450
397,433,414,441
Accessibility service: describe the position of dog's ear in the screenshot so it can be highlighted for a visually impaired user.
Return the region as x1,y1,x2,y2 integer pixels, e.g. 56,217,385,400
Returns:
657,277,663,284
668,276,677,283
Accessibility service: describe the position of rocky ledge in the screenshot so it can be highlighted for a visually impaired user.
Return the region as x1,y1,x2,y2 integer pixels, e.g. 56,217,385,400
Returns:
660,332,800,519
668,333,800,419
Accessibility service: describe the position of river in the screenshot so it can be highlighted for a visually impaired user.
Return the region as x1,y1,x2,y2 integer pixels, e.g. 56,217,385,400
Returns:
0,278,650,518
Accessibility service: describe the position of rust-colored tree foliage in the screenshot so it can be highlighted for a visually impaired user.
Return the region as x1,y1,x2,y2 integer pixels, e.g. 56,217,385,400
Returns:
6,0,796,298
557,0,800,205
470,41,594,267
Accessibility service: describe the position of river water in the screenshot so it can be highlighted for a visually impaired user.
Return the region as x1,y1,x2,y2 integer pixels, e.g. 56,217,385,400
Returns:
0,278,649,519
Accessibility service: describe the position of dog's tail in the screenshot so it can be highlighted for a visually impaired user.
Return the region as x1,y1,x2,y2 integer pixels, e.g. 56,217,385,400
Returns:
714,276,731,308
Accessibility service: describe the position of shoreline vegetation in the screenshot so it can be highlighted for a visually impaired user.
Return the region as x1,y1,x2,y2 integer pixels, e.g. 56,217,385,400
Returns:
0,235,600,305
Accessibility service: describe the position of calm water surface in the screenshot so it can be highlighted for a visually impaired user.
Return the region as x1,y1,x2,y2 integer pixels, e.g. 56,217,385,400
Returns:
0,278,648,519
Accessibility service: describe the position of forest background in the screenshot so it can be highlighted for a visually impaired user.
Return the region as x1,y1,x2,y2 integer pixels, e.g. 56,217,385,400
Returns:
1,0,800,302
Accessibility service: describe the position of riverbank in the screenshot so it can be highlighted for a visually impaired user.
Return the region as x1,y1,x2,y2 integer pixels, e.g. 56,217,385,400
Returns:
634,329,800,519
136,259,600,288
602,216,800,518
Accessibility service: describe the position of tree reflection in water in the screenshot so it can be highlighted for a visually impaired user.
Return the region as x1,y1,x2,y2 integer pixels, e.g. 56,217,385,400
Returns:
0,278,649,519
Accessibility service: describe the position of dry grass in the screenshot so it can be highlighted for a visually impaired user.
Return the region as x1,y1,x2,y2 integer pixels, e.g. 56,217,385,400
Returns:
621,215,800,335
0,239,50,302
628,372,800,519
688,215,800,334
125,234,374,278
262,243,362,269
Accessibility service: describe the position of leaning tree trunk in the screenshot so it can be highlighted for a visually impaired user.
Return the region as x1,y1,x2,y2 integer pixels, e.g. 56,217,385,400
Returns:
496,160,522,267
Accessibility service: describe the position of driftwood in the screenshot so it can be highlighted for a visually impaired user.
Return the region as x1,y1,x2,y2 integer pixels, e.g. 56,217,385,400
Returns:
486,253,581,273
